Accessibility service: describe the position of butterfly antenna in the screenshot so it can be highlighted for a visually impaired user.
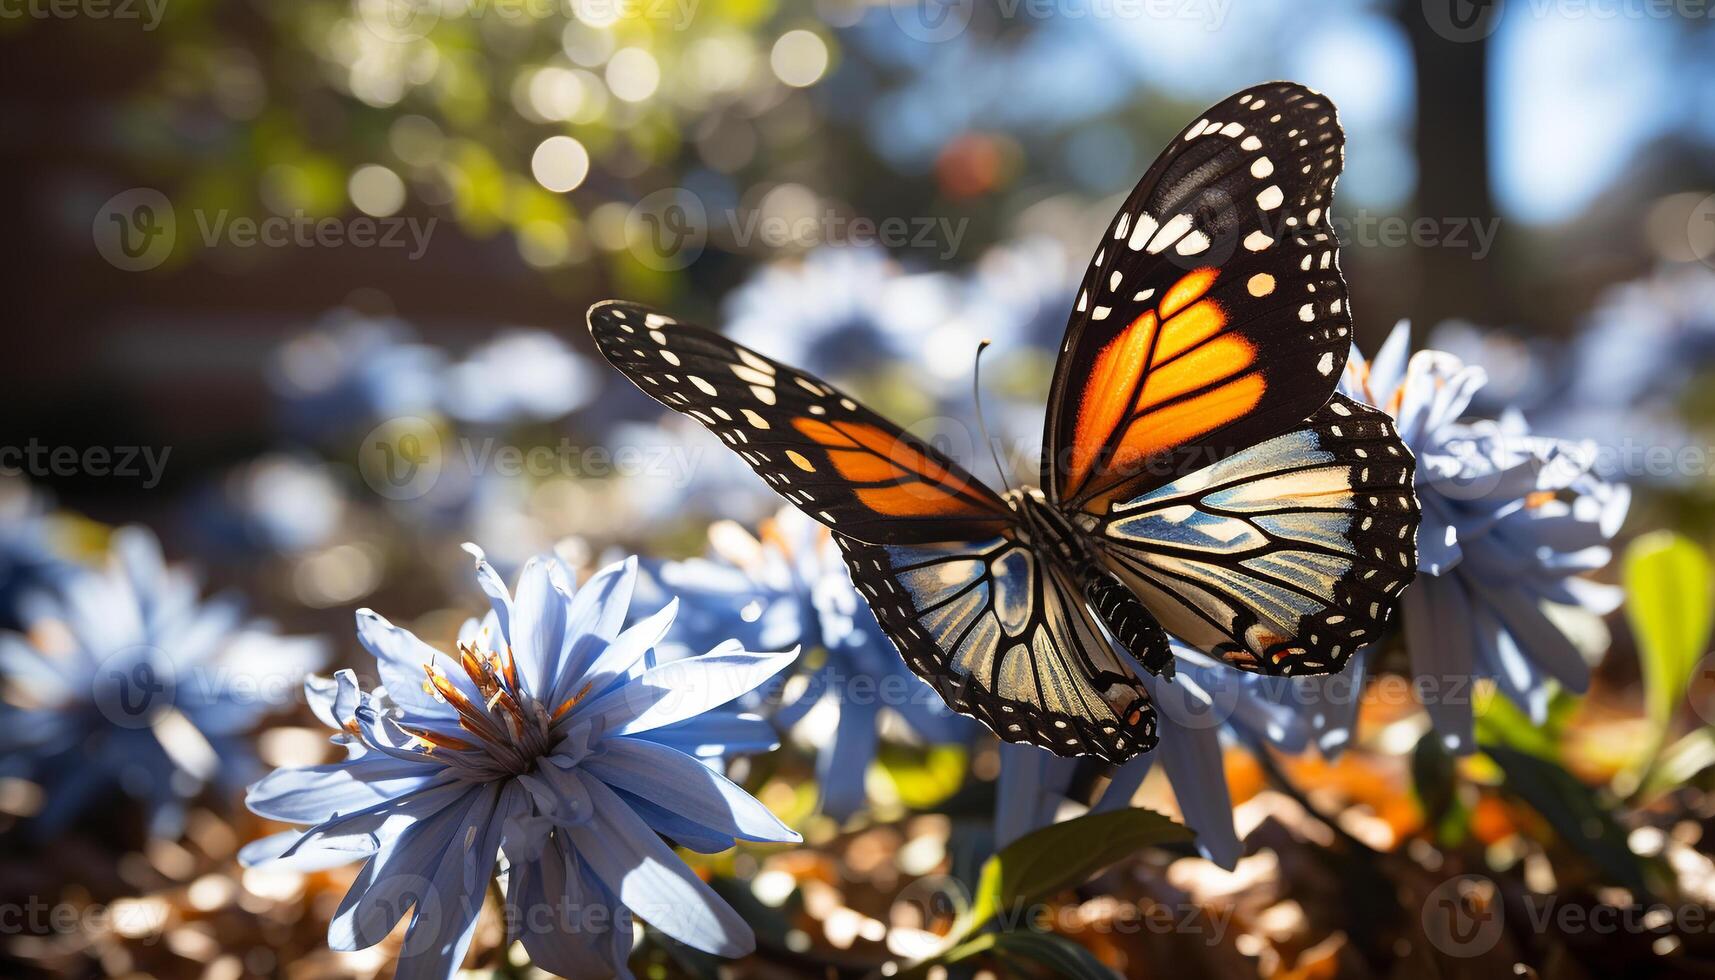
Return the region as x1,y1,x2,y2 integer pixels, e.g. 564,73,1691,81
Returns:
973,340,1014,495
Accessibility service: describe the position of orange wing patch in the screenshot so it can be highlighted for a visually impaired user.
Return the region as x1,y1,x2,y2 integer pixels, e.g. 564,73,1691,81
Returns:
1065,268,1265,499
791,417,999,520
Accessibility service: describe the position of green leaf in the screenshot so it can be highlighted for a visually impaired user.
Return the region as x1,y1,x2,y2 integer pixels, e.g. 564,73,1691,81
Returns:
874,743,969,810
899,930,1118,980
1412,730,1457,826
1473,684,1559,759
966,808,1193,932
986,931,1119,979
1636,728,1715,803
1482,743,1650,895
1625,531,1714,733
1411,729,1474,845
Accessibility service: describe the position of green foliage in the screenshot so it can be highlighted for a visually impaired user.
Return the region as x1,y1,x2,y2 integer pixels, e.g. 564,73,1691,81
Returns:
1482,744,1651,895
874,743,969,810
1625,531,1714,734
895,808,1189,978
966,807,1193,932
930,931,1119,979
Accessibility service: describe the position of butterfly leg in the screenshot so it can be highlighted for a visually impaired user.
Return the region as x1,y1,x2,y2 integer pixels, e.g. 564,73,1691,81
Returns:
1083,570,1175,681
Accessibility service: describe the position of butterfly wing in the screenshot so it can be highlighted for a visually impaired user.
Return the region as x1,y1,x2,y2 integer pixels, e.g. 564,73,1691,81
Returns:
1043,81,1353,514
838,532,1157,762
1096,394,1418,675
592,299,1157,760
588,300,1012,545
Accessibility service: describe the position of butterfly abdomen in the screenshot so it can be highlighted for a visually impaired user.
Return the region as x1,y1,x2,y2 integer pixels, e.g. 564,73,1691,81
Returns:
1083,571,1175,679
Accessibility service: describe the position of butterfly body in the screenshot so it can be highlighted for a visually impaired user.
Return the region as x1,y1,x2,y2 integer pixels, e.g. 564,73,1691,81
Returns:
589,81,1421,763
1004,485,1178,679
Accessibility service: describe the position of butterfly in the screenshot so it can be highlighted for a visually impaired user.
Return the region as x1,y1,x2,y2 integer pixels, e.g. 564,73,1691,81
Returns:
588,82,1420,763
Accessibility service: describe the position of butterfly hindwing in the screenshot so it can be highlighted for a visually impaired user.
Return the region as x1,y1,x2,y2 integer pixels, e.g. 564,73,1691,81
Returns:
1095,394,1417,676
588,301,1013,545
1044,81,1353,514
837,532,1158,762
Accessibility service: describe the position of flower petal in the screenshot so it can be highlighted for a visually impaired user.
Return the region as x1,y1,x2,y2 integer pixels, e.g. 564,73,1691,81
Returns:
568,773,754,957
1405,576,1476,754
508,832,628,978
583,736,798,844
578,646,798,737
995,742,1073,848
1156,717,1240,870
583,599,678,695
818,698,878,822
392,782,519,980
354,609,469,727
246,755,440,824
327,782,492,951
643,710,779,763
462,543,513,648
555,557,640,705
510,557,570,700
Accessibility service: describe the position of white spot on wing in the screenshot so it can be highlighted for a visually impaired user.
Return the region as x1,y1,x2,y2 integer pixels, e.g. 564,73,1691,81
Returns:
1146,213,1193,254
1126,214,1159,251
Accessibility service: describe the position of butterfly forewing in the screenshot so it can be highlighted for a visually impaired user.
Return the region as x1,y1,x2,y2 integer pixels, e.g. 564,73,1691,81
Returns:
1044,81,1353,514
1097,394,1417,675
588,301,1013,546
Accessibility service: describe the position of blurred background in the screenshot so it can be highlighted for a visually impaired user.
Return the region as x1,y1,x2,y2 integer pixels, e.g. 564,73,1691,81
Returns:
7,0,1715,977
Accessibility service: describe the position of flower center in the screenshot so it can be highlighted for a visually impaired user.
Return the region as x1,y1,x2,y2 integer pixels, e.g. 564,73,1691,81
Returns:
402,640,593,776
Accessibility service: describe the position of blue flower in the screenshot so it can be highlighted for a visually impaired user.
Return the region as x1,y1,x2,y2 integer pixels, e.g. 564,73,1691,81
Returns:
958,237,1080,355
995,640,1311,870
242,546,800,980
268,312,445,444
648,507,975,820
1533,265,1715,484
0,526,326,837
0,478,79,629
1339,322,1629,753
440,329,597,426
722,246,960,382
603,415,781,534
185,454,348,558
